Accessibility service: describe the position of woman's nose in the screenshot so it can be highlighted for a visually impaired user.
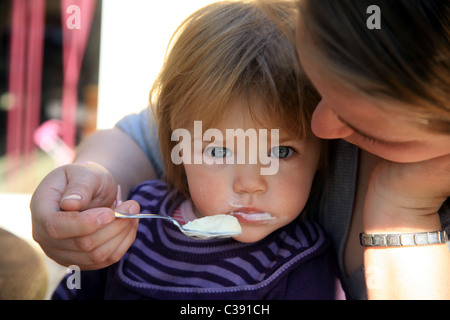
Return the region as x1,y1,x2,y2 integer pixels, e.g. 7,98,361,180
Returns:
232,164,268,195
311,101,354,139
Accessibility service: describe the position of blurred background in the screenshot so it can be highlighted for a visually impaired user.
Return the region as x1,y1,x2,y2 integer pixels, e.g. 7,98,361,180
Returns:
0,0,218,299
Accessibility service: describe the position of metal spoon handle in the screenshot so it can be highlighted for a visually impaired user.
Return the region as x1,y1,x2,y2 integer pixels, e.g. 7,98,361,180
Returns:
115,212,173,220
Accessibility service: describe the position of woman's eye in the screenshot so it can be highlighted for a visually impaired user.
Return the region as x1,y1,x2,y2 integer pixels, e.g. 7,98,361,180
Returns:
270,146,294,159
206,147,231,158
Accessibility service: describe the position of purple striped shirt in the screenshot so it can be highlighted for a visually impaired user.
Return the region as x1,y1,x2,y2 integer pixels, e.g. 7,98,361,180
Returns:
53,180,345,300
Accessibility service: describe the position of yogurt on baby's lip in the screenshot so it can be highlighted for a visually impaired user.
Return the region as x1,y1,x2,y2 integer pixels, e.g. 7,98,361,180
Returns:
184,214,242,234
230,211,275,222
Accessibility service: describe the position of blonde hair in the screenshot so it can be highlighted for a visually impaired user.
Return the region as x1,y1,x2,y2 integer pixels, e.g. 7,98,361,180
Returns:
150,0,321,196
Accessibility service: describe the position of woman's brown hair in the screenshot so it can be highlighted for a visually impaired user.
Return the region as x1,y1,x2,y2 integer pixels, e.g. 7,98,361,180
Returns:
297,0,450,133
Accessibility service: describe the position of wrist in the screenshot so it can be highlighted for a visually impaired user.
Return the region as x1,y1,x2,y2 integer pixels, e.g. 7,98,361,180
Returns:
363,185,443,234
363,199,442,234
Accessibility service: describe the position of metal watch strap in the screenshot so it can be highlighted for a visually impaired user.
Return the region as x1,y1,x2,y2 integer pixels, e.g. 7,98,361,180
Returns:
360,230,448,247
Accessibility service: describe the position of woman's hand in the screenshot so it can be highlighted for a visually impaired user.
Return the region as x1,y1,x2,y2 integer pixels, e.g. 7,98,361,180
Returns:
364,154,450,233
30,162,139,270
363,154,450,299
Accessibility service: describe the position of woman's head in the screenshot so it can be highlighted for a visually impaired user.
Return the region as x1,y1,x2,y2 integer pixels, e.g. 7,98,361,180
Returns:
151,0,321,196
296,0,450,162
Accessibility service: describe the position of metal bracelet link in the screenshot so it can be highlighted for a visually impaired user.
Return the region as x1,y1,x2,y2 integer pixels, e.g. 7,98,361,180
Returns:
360,230,448,247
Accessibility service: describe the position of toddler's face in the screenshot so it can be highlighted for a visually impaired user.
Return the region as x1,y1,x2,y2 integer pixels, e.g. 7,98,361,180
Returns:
183,100,321,243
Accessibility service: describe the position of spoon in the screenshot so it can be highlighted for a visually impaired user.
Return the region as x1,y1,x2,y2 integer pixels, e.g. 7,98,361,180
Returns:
114,211,241,240
114,185,241,239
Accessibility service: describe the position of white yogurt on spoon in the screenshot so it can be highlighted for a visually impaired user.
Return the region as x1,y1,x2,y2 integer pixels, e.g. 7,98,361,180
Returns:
184,214,242,235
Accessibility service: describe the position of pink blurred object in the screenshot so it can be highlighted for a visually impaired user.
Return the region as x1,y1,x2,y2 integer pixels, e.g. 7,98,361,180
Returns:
60,0,97,149
6,0,45,172
34,120,75,166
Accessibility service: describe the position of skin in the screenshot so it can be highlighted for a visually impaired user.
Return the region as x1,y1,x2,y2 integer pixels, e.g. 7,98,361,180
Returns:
183,100,322,243
298,50,450,163
30,129,149,270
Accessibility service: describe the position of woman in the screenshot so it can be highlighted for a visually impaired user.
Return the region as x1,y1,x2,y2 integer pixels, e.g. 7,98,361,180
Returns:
294,0,450,299
30,0,449,299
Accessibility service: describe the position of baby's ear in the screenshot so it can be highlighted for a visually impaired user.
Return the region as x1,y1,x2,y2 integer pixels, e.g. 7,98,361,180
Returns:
115,199,140,214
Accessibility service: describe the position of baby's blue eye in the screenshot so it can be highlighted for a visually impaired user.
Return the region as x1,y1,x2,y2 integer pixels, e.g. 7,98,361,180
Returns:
206,147,231,158
270,146,293,159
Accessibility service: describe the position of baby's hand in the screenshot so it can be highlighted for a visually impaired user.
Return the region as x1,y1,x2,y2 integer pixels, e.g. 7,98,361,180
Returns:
30,162,139,270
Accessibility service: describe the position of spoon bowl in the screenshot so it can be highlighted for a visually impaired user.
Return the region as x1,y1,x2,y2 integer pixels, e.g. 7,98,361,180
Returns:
114,211,241,240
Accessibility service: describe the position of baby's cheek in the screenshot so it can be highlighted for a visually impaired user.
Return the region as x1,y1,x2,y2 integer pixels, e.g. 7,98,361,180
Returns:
190,185,227,216
275,181,311,214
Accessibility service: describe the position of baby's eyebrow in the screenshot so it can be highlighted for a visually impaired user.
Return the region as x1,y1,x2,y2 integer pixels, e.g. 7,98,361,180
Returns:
274,139,295,146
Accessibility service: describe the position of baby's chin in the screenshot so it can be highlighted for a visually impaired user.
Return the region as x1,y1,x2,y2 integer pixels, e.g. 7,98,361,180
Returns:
231,228,272,243
232,216,297,243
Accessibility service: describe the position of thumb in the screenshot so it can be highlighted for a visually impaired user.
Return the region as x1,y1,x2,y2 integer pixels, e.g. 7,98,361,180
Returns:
115,199,140,215
59,162,117,212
